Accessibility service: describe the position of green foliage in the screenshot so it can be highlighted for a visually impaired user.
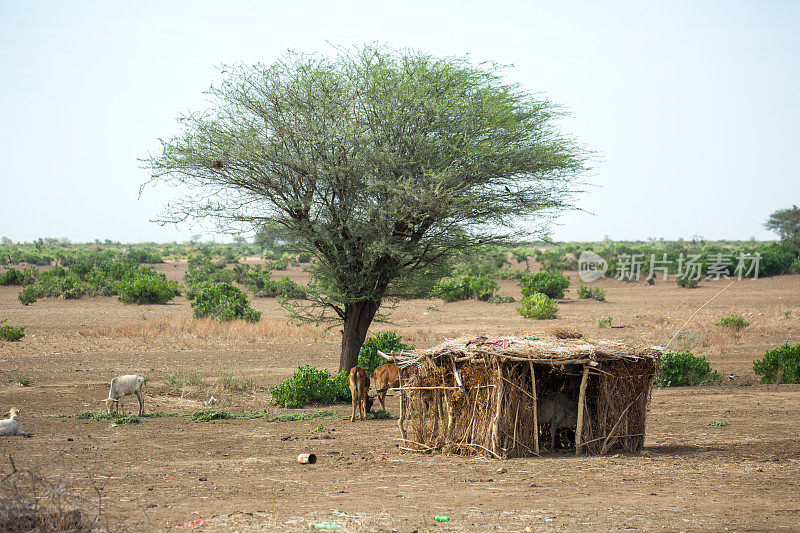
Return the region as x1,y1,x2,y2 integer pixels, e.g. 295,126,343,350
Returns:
516,293,558,319
765,204,800,248
297,252,312,263
0,319,26,341
190,410,235,422
269,365,351,408
0,267,36,286
793,258,800,274
708,420,730,427
715,314,750,332
520,271,570,299
12,374,32,386
597,316,613,328
487,294,515,304
125,248,164,264
191,282,262,322
117,267,179,304
753,343,800,384
357,330,414,374
657,351,721,387
676,276,699,288
577,284,606,301
367,409,398,420
432,275,498,302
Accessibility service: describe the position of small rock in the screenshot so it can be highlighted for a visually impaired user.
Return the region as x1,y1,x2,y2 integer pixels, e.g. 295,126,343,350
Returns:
496,467,508,474
198,477,208,481
67,438,73,442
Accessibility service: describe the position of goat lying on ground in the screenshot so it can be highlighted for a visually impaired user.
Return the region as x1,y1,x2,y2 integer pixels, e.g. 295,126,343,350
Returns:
0,408,26,436
348,366,373,421
103,375,146,416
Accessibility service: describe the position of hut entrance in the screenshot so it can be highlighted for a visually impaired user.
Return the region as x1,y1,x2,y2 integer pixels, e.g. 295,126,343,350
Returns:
395,335,661,458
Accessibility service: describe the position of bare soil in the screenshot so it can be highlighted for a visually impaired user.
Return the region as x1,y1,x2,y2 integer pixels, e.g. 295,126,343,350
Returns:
1,263,799,531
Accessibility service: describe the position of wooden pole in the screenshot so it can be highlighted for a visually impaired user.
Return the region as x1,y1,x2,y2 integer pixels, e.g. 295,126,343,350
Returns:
575,365,590,456
490,360,505,457
529,361,539,455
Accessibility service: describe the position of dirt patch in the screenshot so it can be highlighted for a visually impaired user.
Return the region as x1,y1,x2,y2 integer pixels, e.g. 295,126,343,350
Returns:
1,266,799,530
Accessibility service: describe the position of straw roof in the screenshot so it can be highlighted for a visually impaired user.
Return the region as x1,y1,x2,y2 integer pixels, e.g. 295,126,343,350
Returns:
402,335,663,365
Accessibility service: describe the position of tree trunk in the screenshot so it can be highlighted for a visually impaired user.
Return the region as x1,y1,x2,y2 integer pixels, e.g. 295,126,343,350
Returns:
339,299,380,373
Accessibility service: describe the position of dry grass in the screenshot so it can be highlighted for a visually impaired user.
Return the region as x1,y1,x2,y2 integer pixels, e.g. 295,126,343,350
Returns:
78,316,327,344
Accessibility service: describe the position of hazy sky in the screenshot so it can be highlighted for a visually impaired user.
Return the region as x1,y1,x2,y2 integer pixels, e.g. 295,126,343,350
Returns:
1,1,798,243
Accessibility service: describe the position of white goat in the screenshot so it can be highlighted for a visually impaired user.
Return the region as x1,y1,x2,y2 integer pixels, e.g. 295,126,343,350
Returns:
103,375,146,416
0,408,26,436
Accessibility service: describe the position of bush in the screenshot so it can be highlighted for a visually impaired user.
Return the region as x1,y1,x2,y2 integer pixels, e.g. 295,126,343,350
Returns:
0,319,25,341
597,316,613,328
753,343,800,384
297,252,312,263
517,293,558,319
0,267,34,286
432,278,469,302
715,314,750,332
357,330,414,374
520,271,570,299
117,268,179,304
676,276,699,289
191,282,262,322
432,275,498,302
269,365,351,408
577,284,606,301
792,257,800,274
17,267,87,304
657,351,721,387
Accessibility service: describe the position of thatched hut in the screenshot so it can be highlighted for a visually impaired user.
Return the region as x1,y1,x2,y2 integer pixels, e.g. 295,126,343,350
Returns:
394,334,662,458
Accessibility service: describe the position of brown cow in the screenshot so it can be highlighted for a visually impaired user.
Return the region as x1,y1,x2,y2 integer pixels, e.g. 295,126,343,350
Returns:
348,366,373,421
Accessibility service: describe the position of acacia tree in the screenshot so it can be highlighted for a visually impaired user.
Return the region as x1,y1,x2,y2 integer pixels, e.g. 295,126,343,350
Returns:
765,205,800,247
144,45,589,372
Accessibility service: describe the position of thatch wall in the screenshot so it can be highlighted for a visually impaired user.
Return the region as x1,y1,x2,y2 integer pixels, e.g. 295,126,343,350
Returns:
396,335,661,458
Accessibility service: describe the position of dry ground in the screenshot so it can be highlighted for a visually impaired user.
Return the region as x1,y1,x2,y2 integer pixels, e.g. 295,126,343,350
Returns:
1,263,799,531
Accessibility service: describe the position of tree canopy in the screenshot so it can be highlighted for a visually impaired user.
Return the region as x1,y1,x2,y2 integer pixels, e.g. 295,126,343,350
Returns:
765,205,800,248
144,45,589,371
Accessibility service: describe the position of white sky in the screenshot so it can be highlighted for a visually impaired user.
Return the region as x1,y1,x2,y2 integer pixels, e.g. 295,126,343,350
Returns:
1,1,798,243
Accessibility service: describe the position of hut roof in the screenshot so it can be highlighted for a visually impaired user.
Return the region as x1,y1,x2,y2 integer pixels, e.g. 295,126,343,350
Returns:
402,335,663,365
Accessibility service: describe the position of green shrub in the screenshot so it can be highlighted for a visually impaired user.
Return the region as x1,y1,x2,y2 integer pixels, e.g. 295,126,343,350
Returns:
792,257,800,274
269,365,351,408
753,343,800,384
517,293,558,319
488,294,515,304
0,267,34,286
357,330,414,374
18,285,38,305
597,316,613,328
432,275,498,302
715,314,750,332
117,267,179,304
191,282,262,322
126,248,164,264
520,271,570,299
0,319,26,341
657,351,721,387
577,284,606,301
432,278,469,302
676,276,699,289
297,252,312,263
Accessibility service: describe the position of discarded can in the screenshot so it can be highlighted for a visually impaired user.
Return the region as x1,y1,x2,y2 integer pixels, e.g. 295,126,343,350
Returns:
434,515,451,522
297,453,317,464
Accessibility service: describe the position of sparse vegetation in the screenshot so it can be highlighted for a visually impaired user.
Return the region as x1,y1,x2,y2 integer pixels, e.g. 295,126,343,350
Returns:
657,351,721,387
676,276,699,289
163,372,204,389
708,420,730,427
716,314,750,333
517,293,558,319
432,275,498,302
597,316,613,328
753,342,800,384
0,319,26,341
577,284,606,301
